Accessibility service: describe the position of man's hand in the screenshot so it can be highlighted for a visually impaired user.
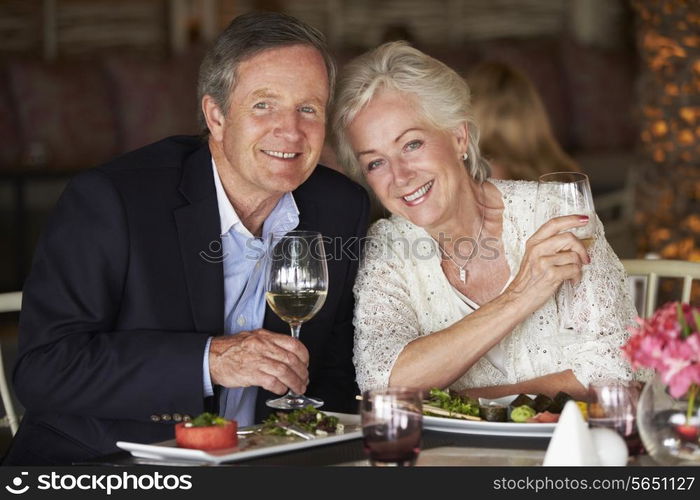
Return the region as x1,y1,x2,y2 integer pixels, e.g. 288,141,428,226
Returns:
209,329,309,395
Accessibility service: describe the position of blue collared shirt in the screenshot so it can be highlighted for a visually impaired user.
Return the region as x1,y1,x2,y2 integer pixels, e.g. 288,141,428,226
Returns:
202,158,299,426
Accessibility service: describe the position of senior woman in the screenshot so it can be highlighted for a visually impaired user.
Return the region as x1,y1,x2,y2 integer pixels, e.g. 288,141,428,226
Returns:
330,42,635,400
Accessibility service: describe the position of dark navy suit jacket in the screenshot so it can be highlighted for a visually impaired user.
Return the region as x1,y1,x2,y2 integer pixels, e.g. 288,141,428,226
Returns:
4,136,369,465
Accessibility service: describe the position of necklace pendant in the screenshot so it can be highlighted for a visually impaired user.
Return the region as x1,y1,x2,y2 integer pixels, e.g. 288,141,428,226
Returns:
459,268,467,283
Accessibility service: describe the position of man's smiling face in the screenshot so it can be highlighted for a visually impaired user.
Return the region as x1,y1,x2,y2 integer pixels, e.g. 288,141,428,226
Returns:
209,44,330,200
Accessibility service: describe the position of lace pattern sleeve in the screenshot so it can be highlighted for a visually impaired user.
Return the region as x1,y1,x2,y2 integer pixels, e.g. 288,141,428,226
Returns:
352,221,421,392
562,214,636,386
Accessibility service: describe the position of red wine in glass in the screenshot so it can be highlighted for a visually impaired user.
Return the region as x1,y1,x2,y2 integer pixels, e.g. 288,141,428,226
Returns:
360,387,423,467
588,381,644,456
362,423,421,466
588,416,644,455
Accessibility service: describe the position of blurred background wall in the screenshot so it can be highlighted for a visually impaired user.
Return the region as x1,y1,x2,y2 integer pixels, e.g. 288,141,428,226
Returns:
0,0,643,294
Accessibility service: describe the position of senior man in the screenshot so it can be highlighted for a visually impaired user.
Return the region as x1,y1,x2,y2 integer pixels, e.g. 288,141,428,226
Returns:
4,12,368,465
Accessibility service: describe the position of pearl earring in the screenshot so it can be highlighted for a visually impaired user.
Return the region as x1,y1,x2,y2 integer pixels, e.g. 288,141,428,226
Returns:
461,152,468,161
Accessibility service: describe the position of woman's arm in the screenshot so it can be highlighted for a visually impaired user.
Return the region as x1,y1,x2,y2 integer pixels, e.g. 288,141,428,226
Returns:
388,214,590,390
458,370,589,401
556,214,637,386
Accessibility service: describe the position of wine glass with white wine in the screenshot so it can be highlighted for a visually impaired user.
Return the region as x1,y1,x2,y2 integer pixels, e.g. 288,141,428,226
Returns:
534,172,595,340
265,230,328,409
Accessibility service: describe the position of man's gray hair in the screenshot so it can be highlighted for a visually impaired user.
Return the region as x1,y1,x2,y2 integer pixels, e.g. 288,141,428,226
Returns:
198,11,336,133
331,41,490,184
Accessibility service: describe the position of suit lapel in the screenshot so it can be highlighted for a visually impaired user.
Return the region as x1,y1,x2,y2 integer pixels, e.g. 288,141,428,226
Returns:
293,198,318,232
174,143,225,334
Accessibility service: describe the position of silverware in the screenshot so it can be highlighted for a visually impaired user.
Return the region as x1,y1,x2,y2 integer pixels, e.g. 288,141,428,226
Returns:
237,424,264,435
237,422,316,440
275,422,316,440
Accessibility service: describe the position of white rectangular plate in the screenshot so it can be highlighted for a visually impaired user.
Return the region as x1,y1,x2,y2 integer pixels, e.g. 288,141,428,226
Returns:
117,412,361,465
423,395,556,437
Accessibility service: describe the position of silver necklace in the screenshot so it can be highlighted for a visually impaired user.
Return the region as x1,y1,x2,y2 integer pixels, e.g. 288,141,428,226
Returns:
437,184,486,284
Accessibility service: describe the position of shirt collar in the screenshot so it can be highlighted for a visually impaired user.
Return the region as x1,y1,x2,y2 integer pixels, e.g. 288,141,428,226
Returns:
211,158,299,239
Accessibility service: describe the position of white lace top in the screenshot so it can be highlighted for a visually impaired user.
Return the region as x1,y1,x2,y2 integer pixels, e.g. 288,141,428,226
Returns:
353,179,635,392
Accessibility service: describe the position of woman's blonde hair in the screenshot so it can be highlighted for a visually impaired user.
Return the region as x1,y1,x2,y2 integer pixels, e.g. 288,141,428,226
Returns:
331,41,490,185
467,61,579,181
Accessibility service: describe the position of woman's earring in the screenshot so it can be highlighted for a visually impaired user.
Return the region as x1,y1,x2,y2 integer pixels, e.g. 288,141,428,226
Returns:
461,152,468,161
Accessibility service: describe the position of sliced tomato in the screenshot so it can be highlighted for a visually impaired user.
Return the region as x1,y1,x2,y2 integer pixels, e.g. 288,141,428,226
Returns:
527,411,560,423
175,420,238,450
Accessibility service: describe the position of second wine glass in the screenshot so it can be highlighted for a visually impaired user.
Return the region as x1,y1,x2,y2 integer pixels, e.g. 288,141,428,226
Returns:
534,172,595,337
265,230,328,410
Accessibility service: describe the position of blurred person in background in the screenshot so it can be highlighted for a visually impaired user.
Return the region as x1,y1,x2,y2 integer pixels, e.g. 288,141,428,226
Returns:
467,61,579,181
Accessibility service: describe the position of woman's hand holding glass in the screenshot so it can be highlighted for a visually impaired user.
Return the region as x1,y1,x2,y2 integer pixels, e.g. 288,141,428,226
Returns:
534,172,595,339
506,214,590,321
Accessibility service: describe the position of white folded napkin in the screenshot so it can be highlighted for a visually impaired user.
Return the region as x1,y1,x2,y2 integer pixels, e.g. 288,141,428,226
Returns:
543,400,600,466
590,427,628,466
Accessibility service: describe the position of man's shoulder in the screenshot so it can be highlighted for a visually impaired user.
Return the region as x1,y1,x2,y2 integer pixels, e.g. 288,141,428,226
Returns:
96,135,207,175
66,135,208,199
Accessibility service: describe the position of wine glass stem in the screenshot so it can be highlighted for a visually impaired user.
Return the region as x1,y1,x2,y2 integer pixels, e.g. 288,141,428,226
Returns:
560,281,573,328
560,264,587,330
287,322,303,398
289,322,301,340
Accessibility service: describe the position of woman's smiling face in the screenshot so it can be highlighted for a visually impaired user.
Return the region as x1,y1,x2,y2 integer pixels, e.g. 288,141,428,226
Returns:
346,89,471,232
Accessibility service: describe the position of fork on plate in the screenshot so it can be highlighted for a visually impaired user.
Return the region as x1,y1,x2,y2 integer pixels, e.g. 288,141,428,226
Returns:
274,422,316,440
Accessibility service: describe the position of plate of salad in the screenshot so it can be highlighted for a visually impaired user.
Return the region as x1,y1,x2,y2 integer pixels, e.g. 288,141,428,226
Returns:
117,407,361,464
421,389,576,437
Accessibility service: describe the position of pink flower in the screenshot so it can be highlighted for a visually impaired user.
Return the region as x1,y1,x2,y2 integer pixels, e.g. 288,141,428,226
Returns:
664,364,700,399
637,335,667,370
622,302,700,400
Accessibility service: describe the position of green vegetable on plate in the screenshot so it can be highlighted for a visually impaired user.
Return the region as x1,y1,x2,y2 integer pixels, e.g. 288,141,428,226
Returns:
261,406,340,436
188,412,229,427
425,388,479,417
510,405,537,423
